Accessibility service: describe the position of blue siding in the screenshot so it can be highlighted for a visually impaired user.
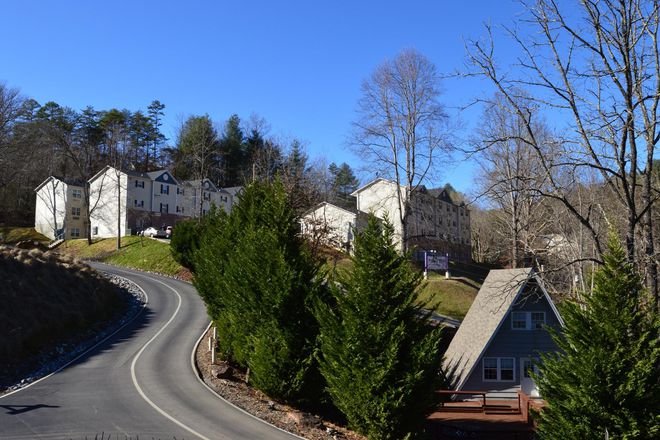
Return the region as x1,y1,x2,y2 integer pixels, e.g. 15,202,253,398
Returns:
462,283,560,392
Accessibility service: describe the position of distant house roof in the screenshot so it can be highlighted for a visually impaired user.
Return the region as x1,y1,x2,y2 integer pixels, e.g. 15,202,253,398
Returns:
34,175,85,192
350,177,393,197
303,201,360,217
224,186,243,198
443,268,562,390
183,178,219,192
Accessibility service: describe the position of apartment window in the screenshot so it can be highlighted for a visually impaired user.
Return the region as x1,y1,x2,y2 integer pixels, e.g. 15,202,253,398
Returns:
71,207,81,217
134,200,144,208
204,192,211,201
92,226,98,236
483,357,515,382
70,227,80,238
177,187,184,195
221,196,228,203
160,203,169,213
72,188,82,198
511,311,546,330
176,206,184,213
160,184,169,194
135,180,145,188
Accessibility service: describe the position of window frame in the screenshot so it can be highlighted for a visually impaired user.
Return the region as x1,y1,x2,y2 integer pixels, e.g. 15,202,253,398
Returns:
511,311,547,330
71,207,81,217
482,357,516,382
71,188,82,198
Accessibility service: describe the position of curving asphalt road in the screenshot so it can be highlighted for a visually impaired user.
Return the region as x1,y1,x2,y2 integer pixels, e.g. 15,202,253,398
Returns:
0,263,301,440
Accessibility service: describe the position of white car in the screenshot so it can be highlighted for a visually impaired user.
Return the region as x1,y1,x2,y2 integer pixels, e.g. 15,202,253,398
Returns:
141,227,159,237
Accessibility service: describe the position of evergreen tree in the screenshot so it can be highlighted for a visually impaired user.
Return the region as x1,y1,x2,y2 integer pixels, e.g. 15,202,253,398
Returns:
194,180,324,402
315,215,448,440
536,235,660,439
329,162,359,210
218,114,247,186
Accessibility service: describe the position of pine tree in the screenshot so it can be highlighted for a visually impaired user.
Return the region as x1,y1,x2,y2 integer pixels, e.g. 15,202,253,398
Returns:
537,235,660,439
315,215,448,440
194,180,324,402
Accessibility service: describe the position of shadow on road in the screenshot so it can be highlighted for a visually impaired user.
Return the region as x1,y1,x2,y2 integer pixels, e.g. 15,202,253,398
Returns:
0,404,60,415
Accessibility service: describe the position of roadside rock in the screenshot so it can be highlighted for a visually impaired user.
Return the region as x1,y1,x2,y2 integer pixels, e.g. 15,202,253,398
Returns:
211,362,233,379
286,411,324,429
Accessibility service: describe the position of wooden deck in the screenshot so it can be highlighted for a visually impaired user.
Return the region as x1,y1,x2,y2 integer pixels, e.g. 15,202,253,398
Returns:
428,391,545,439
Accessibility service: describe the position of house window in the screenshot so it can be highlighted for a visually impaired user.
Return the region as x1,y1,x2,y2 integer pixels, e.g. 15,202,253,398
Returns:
160,184,169,194
221,196,228,203
483,357,516,382
512,312,527,329
531,312,546,329
134,200,144,208
71,207,81,217
204,192,211,201
483,358,498,380
160,203,169,214
177,187,184,195
93,226,98,236
70,227,80,238
135,180,145,188
511,311,546,330
72,189,82,198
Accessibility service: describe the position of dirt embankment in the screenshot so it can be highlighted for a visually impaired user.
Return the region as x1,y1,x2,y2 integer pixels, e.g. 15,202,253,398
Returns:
0,245,130,388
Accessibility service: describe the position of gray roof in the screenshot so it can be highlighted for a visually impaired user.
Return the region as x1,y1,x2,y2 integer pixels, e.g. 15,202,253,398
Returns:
443,268,534,390
224,186,243,197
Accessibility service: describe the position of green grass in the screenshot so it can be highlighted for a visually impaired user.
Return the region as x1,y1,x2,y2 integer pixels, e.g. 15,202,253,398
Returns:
0,227,50,244
324,256,492,320
59,236,189,279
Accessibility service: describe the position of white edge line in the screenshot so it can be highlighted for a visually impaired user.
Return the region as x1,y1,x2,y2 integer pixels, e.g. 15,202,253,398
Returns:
0,273,148,400
190,321,308,440
127,274,212,440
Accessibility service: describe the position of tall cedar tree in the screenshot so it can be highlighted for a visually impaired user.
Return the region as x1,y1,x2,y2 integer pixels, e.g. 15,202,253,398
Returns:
536,235,660,439
194,180,324,402
315,215,448,440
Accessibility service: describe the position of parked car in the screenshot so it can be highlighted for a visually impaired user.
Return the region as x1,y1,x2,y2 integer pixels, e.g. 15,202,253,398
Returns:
140,227,159,237
165,225,173,238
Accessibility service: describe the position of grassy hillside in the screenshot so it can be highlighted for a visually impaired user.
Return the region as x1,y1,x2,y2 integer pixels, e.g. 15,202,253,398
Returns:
325,257,496,319
0,246,128,386
0,226,49,244
58,236,189,279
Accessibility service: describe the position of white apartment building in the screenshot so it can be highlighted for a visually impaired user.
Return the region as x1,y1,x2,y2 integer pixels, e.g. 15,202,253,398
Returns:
353,178,471,260
34,176,87,240
180,179,233,218
88,166,182,238
301,202,369,253
302,178,471,261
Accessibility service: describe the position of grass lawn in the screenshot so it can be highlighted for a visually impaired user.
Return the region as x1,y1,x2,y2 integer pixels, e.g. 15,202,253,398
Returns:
0,226,50,244
324,256,491,320
59,236,189,279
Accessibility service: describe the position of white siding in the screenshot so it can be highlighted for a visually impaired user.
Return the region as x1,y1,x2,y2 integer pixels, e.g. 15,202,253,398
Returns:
34,179,68,240
89,168,129,238
301,203,358,251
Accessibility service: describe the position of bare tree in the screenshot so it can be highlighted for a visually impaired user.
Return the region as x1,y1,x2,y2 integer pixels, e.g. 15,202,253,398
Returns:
351,48,450,251
465,0,659,305
0,83,27,191
475,93,552,267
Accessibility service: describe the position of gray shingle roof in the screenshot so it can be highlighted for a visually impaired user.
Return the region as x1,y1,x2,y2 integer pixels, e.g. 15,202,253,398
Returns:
443,268,533,390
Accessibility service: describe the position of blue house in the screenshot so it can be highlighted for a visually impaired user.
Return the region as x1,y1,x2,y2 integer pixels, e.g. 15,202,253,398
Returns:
443,268,563,397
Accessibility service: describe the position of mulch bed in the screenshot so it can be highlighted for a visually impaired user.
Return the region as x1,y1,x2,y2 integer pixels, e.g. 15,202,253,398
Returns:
194,327,366,440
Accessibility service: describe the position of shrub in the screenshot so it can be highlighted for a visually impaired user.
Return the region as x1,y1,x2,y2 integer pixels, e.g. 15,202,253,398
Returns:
194,180,324,402
170,219,203,271
536,235,660,439
315,215,449,440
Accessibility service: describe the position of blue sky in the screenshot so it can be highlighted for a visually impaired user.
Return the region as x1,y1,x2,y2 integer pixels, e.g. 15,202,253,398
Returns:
1,0,528,193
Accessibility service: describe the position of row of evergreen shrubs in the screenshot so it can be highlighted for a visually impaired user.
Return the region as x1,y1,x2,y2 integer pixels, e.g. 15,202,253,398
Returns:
172,180,449,440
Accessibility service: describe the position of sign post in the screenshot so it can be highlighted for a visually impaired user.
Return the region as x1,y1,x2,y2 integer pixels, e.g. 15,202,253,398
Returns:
425,252,449,279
